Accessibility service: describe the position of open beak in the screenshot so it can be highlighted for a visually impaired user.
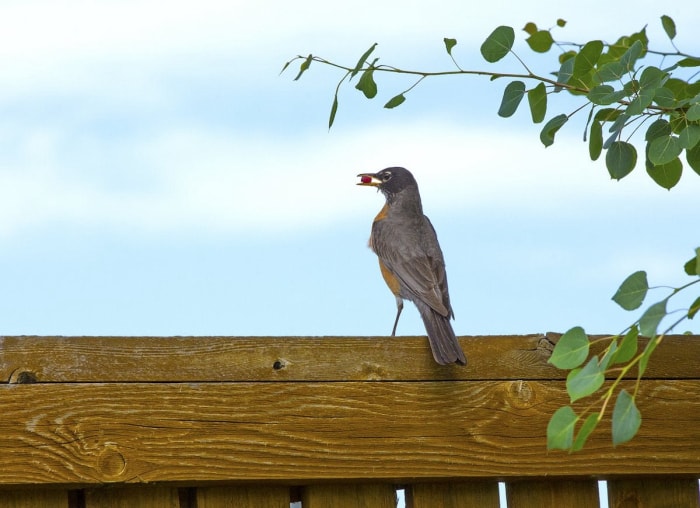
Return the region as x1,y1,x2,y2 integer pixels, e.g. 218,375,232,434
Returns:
357,173,381,186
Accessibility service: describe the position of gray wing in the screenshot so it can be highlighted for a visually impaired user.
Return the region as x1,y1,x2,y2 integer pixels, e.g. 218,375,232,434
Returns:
371,216,452,318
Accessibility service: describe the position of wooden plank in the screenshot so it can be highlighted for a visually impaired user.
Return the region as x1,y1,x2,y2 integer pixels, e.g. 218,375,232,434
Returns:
0,490,68,508
302,484,396,508
506,480,599,508
197,485,290,508
407,481,500,507
607,478,699,508
1,335,697,383
84,486,179,507
0,379,698,486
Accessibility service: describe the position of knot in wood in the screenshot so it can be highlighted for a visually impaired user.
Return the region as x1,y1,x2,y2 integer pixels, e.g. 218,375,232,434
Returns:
97,445,127,479
10,369,38,384
507,381,535,409
360,362,386,380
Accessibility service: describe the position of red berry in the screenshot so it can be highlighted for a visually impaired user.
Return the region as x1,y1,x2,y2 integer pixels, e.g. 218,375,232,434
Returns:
361,175,372,184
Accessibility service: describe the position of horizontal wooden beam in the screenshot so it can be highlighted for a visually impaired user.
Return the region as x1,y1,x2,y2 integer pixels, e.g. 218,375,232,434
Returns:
0,335,698,487
1,334,698,383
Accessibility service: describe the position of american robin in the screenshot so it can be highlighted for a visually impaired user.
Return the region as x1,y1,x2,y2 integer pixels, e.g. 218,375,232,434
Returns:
357,167,467,366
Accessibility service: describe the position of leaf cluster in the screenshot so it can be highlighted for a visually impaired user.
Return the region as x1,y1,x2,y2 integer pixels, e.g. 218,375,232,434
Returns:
546,248,700,451
282,15,700,189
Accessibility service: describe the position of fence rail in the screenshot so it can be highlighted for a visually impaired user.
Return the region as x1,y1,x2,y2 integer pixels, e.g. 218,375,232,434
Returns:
0,334,698,507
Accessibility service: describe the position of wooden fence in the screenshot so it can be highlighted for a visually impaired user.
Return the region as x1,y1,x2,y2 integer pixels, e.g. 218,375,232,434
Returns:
0,334,698,508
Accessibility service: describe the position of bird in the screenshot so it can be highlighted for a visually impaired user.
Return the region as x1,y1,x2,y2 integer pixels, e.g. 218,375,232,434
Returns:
357,167,467,366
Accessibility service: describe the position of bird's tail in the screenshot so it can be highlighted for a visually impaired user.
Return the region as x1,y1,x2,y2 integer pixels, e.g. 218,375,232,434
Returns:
416,301,467,366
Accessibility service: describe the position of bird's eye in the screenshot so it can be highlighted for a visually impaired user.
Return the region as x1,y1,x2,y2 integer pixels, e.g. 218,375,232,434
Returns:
381,172,392,181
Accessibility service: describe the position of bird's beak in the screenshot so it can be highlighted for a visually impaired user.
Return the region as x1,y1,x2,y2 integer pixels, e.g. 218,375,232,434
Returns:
357,173,381,186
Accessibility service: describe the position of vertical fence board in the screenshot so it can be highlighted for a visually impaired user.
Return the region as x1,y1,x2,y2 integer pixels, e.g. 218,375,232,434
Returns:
506,480,599,508
84,487,179,508
197,485,290,508
607,478,699,508
302,484,396,508
407,481,500,508
0,491,68,508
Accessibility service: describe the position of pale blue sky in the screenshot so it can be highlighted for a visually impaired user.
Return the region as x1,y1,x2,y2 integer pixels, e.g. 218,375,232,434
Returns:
1,0,699,342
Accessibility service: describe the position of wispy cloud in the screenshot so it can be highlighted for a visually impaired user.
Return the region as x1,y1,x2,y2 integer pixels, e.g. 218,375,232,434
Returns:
3,115,698,238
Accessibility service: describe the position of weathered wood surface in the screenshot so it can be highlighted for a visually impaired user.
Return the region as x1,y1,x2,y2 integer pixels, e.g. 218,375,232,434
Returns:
0,335,698,489
506,480,600,508
1,334,698,382
406,481,500,508
607,478,700,508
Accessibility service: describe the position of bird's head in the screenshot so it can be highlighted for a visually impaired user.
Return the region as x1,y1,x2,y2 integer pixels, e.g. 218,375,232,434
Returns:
356,167,418,202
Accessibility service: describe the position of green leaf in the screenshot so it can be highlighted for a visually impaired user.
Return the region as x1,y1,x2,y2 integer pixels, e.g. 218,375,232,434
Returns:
384,93,406,109
595,108,621,123
572,412,600,452
688,296,700,319
645,119,672,142
547,406,577,450
443,38,457,56
678,57,700,68
661,15,677,40
639,66,666,89
567,357,605,402
687,143,700,175
683,248,700,276
639,300,667,338
619,40,644,72
549,326,589,370
355,62,378,99
587,85,626,106
527,82,547,123
498,81,526,117
648,135,682,165
612,270,648,310
480,25,515,63
613,326,640,365
612,390,641,446
523,22,537,36
647,157,682,190
606,141,637,180
328,93,339,129
679,125,700,150
294,54,313,81
557,19,567,28
687,104,700,122
556,57,575,86
589,121,603,160
559,50,577,64
573,40,604,76
598,61,625,82
539,114,568,147
587,85,613,104
653,87,676,107
626,89,655,115
526,30,554,53
350,43,377,79
607,113,629,135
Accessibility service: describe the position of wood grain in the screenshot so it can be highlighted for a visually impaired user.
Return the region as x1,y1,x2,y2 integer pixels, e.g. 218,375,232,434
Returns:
407,481,500,507
84,486,179,508
0,335,698,494
196,485,290,508
302,484,396,508
0,379,698,486
607,478,700,508
506,480,600,508
0,490,68,508
1,335,697,383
